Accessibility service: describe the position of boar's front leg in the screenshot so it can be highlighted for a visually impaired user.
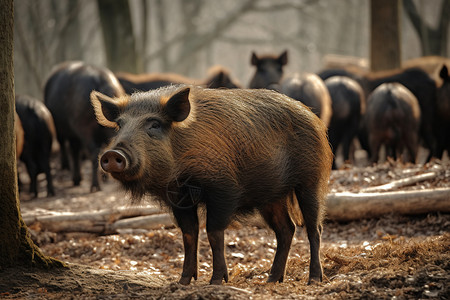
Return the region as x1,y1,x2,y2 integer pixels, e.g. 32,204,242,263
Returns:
206,193,234,285
172,206,199,285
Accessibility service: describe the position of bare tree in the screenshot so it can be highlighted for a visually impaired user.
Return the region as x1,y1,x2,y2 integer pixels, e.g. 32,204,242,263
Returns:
146,0,258,73
403,0,450,56
370,0,401,71
51,0,83,62
0,0,62,269
96,0,139,73
14,1,85,98
154,0,169,71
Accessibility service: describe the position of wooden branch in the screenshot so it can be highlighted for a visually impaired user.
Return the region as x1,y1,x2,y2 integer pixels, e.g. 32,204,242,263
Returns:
24,187,450,232
326,188,450,222
111,214,173,231
23,206,170,234
360,172,438,193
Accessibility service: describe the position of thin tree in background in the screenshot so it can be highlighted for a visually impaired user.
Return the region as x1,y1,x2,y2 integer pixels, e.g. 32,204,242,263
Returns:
403,0,450,56
97,0,140,73
0,0,63,269
370,0,401,71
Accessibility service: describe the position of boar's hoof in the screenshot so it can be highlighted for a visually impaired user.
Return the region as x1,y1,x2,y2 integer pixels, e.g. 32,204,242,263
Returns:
101,150,127,173
90,184,101,193
307,276,322,285
179,276,193,285
210,272,228,285
267,274,284,283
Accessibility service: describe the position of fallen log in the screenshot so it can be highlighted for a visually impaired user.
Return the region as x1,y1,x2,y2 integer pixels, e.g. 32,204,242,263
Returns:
23,205,162,224
360,172,438,193
111,214,173,231
23,206,169,234
326,187,450,222
23,188,450,232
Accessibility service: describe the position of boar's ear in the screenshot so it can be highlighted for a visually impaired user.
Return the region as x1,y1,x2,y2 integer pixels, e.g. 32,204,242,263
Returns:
165,87,191,122
90,91,122,128
251,52,259,66
439,65,449,81
278,50,288,66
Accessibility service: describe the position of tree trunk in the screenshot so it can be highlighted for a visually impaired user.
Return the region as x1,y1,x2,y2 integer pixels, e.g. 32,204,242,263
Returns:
96,0,138,73
0,0,62,269
370,0,401,71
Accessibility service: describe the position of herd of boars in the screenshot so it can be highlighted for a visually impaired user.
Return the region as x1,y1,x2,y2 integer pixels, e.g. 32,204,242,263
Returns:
13,51,450,286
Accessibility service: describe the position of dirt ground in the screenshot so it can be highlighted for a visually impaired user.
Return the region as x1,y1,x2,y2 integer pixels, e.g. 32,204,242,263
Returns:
0,157,449,299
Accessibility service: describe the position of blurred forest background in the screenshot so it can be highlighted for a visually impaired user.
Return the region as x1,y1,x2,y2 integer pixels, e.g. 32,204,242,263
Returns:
14,0,450,99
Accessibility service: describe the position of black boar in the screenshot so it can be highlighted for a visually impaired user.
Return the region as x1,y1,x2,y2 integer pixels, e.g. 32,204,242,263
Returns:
117,66,240,95
15,95,56,197
364,83,421,163
249,50,288,89
435,65,450,157
280,73,332,127
116,72,192,94
324,76,365,168
203,66,241,89
44,61,125,192
319,67,437,160
91,85,332,285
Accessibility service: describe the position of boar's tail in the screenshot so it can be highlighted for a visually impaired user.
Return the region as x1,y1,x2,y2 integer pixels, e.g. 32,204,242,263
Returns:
287,191,304,227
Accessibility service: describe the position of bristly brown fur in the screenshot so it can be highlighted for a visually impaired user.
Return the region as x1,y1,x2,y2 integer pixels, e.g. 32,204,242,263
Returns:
96,85,332,223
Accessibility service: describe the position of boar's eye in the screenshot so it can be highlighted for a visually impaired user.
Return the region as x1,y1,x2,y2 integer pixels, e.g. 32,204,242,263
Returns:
146,119,162,137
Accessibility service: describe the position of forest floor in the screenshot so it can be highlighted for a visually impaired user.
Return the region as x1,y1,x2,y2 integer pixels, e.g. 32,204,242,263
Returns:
0,156,449,299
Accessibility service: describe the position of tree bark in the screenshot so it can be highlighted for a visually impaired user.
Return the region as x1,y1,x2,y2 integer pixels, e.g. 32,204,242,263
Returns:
97,0,138,73
0,0,62,269
326,188,450,222
370,0,401,71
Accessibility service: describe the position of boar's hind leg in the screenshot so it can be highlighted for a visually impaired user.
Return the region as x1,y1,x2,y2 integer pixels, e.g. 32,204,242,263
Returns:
295,188,323,284
24,159,39,198
68,138,82,186
172,206,199,285
260,200,295,283
88,145,101,192
40,157,55,197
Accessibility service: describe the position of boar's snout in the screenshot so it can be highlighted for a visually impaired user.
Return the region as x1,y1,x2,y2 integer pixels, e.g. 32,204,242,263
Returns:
101,150,128,173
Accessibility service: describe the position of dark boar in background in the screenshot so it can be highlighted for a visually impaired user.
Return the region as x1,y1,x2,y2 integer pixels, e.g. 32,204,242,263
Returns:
324,76,365,168
280,73,332,127
435,65,450,158
203,66,241,89
44,61,125,192
91,85,332,285
365,68,435,160
15,95,56,198
364,83,421,163
116,72,191,94
248,50,288,89
117,66,240,95
320,67,437,160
